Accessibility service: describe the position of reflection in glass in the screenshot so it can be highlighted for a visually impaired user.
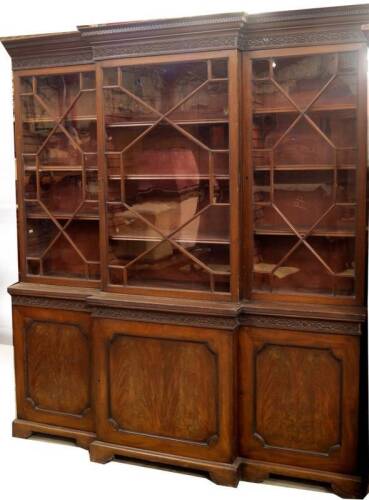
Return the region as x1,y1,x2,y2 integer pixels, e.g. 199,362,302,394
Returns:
254,235,354,296
273,53,337,108
39,172,82,213
274,118,335,166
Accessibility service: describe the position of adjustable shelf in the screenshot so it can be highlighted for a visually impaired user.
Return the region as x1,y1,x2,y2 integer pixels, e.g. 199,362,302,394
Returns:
23,116,97,123
25,166,98,172
109,234,230,245
254,227,356,237
107,174,230,180
253,103,357,114
27,212,100,220
253,164,357,171
106,118,229,128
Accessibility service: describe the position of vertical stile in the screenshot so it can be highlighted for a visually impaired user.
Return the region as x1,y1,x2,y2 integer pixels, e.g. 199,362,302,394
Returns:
13,74,27,278
120,151,125,204
209,151,215,203
96,63,109,289
242,53,255,299
228,50,241,301
354,45,368,304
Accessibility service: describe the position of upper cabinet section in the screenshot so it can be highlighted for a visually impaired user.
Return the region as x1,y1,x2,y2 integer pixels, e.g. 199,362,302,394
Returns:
16,67,100,286
249,47,367,304
102,55,236,297
2,6,368,304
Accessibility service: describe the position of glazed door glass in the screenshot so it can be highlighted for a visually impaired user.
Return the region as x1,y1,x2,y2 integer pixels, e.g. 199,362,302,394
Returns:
251,51,358,297
103,59,231,293
20,70,100,280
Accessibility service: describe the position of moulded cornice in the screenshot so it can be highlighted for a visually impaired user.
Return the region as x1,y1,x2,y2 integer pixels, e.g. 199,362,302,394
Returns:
77,12,247,38
1,5,369,69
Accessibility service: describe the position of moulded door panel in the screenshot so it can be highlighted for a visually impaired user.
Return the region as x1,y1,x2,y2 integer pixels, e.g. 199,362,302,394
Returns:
239,326,360,473
93,317,236,462
13,305,94,432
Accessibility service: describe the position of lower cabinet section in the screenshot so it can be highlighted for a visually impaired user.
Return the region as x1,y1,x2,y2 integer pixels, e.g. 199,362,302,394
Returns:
92,318,236,463
13,306,94,433
239,327,360,474
11,303,364,496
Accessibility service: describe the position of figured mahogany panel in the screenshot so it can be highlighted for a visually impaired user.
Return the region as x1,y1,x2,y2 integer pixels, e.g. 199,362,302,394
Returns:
239,326,360,473
93,318,235,461
13,306,94,431
25,319,90,415
254,344,341,453
108,335,217,442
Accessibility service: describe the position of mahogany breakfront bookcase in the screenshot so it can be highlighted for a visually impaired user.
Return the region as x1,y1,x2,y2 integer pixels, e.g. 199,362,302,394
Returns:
1,4,369,498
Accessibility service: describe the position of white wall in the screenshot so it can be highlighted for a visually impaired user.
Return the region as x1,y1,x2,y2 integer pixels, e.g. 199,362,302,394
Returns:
0,0,367,344
0,44,17,344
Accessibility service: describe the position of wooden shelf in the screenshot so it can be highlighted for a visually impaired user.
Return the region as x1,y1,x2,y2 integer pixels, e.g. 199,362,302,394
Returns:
109,234,230,245
254,165,356,172
25,166,98,172
254,227,355,237
108,174,229,180
23,116,96,123
253,103,356,115
106,118,229,128
27,212,99,220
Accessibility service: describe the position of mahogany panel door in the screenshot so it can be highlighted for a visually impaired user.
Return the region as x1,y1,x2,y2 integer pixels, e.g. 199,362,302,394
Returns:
13,306,94,432
239,326,360,473
93,318,236,462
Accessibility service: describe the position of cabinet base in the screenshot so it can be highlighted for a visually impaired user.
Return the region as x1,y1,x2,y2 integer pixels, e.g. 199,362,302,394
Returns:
89,440,241,487
12,419,96,449
10,424,365,497
241,458,364,499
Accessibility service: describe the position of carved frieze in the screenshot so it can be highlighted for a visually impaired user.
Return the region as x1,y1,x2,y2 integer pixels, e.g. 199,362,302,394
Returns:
92,306,238,330
241,315,361,335
12,50,93,70
92,35,241,60
243,30,366,50
11,294,362,334
12,294,88,312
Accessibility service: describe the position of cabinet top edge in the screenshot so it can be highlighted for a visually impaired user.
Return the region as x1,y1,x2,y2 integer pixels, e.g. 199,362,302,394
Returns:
2,5,369,54
0,12,247,47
